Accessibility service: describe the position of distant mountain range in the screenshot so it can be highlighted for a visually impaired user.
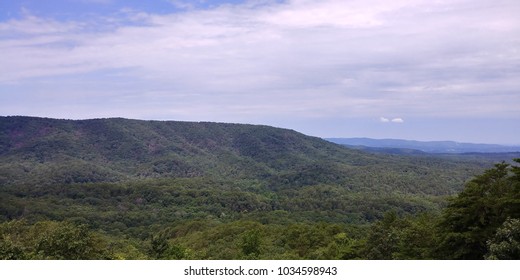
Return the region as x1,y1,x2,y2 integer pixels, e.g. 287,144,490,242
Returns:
326,138,520,154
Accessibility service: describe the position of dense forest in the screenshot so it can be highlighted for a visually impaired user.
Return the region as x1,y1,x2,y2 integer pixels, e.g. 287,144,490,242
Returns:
1,116,519,259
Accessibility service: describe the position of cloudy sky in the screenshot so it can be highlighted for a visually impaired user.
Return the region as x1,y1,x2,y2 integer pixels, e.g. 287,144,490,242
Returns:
1,0,519,144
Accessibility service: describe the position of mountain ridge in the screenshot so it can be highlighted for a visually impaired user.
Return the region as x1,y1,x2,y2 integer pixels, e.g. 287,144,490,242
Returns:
326,137,520,154
1,116,496,197
0,116,376,186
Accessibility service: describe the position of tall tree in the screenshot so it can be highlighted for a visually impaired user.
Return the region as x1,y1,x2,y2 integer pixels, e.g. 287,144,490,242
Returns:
485,218,520,259
436,160,520,259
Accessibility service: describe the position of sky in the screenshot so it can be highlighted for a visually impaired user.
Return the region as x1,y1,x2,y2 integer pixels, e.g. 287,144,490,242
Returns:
0,0,519,144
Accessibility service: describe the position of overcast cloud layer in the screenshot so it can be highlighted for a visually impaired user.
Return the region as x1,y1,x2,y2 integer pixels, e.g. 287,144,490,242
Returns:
0,0,519,143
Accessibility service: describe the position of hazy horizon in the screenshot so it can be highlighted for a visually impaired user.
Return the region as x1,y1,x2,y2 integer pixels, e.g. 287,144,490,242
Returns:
1,0,519,145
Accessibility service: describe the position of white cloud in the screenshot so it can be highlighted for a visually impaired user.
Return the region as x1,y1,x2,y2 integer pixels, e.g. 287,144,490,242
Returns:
0,0,519,121
380,117,404,123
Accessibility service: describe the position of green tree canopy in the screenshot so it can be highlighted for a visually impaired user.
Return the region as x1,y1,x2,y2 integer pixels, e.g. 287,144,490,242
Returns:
0,220,109,260
437,160,520,259
485,218,520,260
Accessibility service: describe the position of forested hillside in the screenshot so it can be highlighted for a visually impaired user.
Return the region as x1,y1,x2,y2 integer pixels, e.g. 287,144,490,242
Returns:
0,116,496,194
1,116,518,259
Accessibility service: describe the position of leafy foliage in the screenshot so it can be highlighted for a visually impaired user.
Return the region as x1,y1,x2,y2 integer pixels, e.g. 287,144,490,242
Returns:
0,220,109,259
436,160,520,259
485,218,520,260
